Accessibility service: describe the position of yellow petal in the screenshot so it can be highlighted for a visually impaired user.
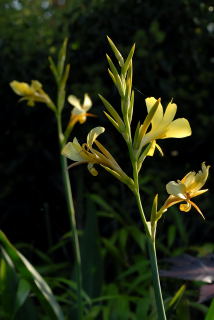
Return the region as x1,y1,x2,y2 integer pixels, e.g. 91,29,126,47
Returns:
181,171,196,187
161,195,183,210
190,162,210,192
31,80,42,90
162,101,177,125
87,163,98,176
182,162,210,193
190,188,208,198
68,95,82,110
87,127,105,147
145,97,163,129
10,81,34,96
164,118,192,138
180,202,191,212
62,138,84,161
156,143,164,156
146,141,164,157
147,140,156,156
189,200,205,219
83,93,92,111
166,181,186,198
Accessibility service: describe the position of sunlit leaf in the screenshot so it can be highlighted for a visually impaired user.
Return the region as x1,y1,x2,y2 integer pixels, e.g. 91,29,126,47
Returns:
0,231,65,320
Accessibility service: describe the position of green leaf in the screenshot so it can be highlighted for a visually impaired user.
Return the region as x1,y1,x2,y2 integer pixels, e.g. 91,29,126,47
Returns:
48,56,59,84
133,121,141,150
117,260,149,280
99,94,124,129
167,225,176,248
14,279,31,315
106,54,124,96
57,63,70,112
57,38,68,81
128,90,134,124
166,284,186,311
0,231,65,320
80,197,103,298
205,299,214,320
107,36,124,67
0,254,18,318
175,298,190,320
121,43,135,77
150,194,158,224
104,112,120,131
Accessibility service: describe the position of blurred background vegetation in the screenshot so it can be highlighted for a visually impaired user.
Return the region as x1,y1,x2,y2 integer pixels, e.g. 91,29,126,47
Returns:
0,0,214,319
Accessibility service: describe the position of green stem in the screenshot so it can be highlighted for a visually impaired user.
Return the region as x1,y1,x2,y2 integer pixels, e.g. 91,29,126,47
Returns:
133,163,166,320
148,239,167,320
56,112,83,320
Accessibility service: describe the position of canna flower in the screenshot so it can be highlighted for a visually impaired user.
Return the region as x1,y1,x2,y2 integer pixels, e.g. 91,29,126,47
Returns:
10,80,54,109
139,97,191,156
160,162,210,219
68,93,94,126
62,126,133,187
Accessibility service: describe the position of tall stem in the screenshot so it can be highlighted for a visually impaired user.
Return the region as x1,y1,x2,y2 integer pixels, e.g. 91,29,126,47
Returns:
133,163,166,320
56,112,83,320
147,239,167,320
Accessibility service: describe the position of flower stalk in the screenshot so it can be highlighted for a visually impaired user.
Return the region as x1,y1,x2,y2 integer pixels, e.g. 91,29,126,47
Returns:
52,43,84,320
10,39,85,320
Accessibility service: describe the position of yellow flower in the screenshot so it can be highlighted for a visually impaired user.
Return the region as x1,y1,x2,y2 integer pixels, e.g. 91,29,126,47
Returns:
161,162,210,218
62,126,133,187
10,80,54,109
139,97,191,156
68,93,94,126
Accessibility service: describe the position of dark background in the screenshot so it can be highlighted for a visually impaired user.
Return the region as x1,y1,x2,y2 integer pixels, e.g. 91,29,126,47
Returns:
0,1,213,316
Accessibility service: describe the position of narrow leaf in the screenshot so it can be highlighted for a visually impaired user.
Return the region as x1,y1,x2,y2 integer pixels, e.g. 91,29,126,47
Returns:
14,279,31,315
106,55,124,96
128,90,134,124
48,56,59,83
122,43,135,77
151,194,158,225
205,299,214,320
99,94,124,128
167,284,186,310
107,36,124,67
0,231,65,320
104,112,120,131
57,64,70,112
57,38,68,81
133,121,141,149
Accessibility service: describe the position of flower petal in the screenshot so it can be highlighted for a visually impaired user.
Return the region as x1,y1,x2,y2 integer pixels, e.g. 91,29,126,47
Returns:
180,202,191,212
190,188,208,198
62,138,84,161
31,80,42,90
182,163,210,194
87,163,98,176
87,127,105,147
145,97,163,129
181,171,196,187
163,101,177,125
147,140,156,156
83,94,92,111
190,162,210,192
189,200,205,219
166,181,186,198
10,81,34,96
164,118,192,138
68,95,82,110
